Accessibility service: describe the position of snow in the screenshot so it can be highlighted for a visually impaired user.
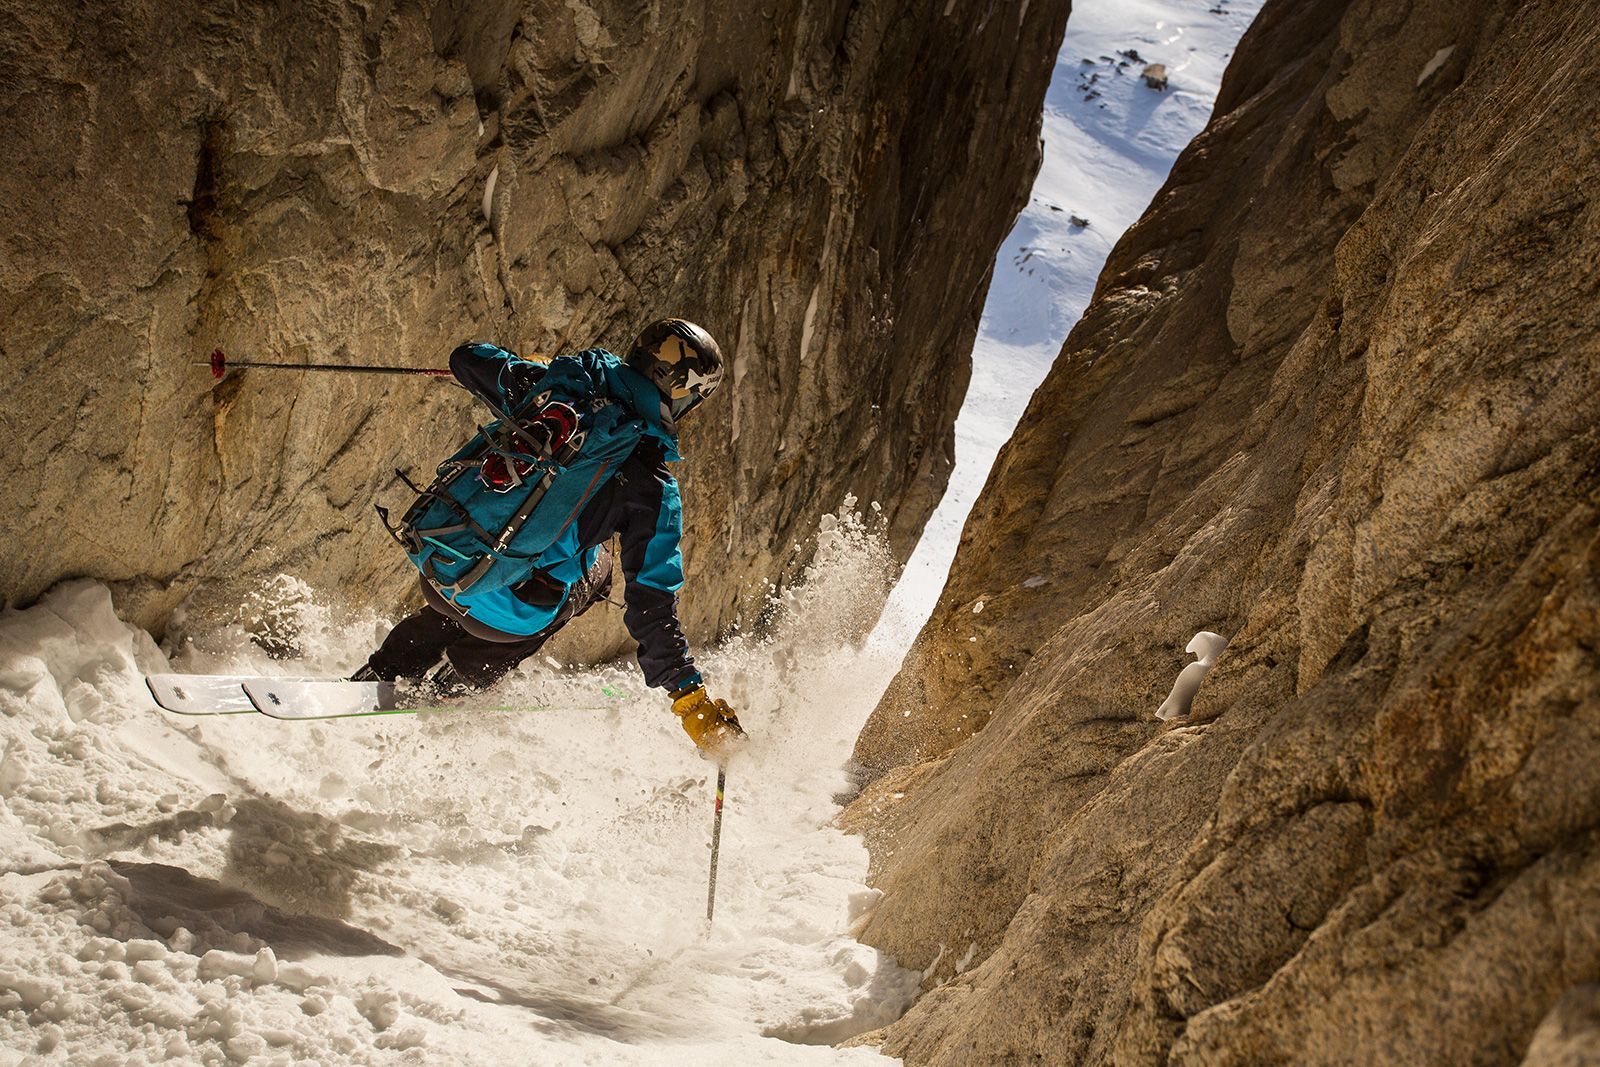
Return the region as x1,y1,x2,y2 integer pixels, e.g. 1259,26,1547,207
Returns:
1417,45,1456,86
0,512,915,1064
0,2,1262,1062
1155,630,1229,721
482,165,499,224
873,0,1263,646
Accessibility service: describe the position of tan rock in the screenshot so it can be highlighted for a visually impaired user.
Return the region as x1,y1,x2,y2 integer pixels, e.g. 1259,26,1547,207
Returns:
850,0,1600,1062
1523,987,1600,1067
0,0,1073,656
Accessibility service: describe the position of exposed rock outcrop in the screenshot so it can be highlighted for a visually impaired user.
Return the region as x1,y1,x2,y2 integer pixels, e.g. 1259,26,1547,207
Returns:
0,0,1070,647
849,0,1600,1062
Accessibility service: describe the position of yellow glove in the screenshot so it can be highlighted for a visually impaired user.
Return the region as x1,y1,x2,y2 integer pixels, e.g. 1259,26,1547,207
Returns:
671,685,747,757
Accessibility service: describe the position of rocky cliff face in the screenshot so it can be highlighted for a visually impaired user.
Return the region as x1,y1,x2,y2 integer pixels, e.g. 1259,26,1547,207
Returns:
849,0,1600,1062
0,0,1070,649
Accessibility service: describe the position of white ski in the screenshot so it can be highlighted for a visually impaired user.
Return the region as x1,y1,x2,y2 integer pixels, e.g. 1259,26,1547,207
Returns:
243,678,400,720
241,678,623,720
148,673,377,717
148,673,626,721
146,673,258,715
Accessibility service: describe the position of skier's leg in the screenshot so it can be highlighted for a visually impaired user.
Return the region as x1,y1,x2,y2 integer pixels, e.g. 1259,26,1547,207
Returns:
564,542,615,622
358,605,465,681
436,632,545,689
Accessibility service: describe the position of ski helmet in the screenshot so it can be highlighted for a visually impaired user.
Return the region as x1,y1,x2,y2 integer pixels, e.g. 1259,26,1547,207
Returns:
625,318,724,423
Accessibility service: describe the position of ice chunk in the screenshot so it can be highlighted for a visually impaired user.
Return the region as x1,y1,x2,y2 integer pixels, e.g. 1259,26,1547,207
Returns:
1156,631,1229,721
130,959,168,985
377,1025,427,1050
275,961,330,992
0,966,55,1010
225,1033,267,1062
357,989,403,1030
0,739,27,794
123,939,167,964
76,937,123,963
196,949,256,981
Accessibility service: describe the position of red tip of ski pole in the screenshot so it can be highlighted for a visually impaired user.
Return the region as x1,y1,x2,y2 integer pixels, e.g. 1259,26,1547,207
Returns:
209,349,226,380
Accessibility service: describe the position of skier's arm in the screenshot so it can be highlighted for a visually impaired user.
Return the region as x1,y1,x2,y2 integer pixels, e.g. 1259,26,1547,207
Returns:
618,459,702,692
448,342,545,409
618,456,745,756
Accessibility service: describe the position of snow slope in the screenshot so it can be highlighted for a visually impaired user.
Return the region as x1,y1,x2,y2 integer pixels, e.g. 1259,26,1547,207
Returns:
0,1,1261,1062
0,512,913,1065
874,0,1264,643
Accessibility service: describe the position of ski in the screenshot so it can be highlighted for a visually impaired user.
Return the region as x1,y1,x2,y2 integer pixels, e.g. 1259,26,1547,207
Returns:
147,673,259,716
148,673,627,721
242,677,623,721
244,678,395,719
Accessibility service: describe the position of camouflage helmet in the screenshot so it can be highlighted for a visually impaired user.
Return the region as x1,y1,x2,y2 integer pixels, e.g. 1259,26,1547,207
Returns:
625,318,725,423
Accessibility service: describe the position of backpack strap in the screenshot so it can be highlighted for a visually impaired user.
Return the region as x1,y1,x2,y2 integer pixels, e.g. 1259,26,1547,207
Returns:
425,466,558,598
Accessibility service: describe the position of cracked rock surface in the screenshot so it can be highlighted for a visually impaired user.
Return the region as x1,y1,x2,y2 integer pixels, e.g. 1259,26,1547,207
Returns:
0,0,1070,649
848,0,1600,1062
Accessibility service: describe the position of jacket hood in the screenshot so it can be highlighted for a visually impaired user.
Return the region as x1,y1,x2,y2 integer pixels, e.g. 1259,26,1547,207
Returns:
590,350,681,461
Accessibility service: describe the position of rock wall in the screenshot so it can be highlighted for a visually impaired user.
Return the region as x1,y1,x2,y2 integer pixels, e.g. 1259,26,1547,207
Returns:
0,0,1070,652
848,0,1600,1062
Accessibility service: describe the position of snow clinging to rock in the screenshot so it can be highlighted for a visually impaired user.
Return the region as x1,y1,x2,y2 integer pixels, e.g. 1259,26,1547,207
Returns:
1155,630,1228,722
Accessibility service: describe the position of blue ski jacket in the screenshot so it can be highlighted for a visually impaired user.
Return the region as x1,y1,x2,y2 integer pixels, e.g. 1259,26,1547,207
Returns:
445,342,701,692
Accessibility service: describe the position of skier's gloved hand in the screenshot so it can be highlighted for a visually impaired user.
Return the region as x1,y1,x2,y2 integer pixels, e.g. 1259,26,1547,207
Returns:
670,684,746,758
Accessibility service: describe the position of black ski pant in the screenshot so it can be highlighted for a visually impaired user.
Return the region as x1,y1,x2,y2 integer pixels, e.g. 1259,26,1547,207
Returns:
364,546,613,688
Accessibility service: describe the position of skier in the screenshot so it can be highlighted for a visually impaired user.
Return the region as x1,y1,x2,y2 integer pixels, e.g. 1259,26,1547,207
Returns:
353,319,746,756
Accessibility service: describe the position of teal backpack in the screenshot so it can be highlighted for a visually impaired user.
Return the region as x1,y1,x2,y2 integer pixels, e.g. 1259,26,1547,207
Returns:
379,351,658,602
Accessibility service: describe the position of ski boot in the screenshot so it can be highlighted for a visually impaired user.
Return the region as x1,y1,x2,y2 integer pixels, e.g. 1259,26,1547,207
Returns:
424,663,477,703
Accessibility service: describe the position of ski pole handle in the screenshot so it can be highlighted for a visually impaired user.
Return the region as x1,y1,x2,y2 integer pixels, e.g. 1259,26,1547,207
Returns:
199,348,454,381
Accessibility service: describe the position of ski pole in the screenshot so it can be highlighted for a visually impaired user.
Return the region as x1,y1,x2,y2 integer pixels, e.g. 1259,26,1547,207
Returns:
197,348,455,381
706,763,727,923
